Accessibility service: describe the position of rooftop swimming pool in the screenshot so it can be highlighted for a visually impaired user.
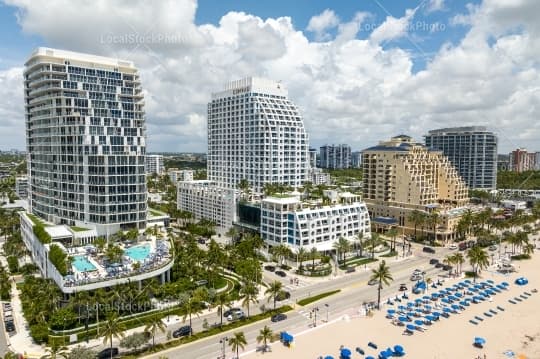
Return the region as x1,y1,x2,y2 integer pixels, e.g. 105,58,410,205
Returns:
124,244,151,262
72,255,97,272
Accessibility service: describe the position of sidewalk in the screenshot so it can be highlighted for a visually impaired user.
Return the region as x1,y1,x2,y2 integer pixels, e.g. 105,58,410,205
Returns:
9,280,43,355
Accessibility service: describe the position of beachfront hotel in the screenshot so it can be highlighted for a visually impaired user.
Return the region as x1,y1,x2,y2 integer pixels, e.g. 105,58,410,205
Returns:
20,48,172,292
362,135,469,241
145,154,165,175
207,77,310,194
260,191,370,252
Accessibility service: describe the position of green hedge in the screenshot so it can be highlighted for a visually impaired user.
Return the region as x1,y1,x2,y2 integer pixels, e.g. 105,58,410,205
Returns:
381,251,398,258
339,257,377,269
511,254,531,260
33,224,51,244
48,244,68,276
297,290,341,306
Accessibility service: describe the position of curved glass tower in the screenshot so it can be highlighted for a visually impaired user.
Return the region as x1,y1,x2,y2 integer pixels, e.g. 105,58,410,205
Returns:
24,48,147,235
207,77,309,193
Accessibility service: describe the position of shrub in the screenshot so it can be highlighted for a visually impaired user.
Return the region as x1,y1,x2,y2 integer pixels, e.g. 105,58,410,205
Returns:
511,254,531,260
49,244,68,276
30,323,49,344
7,256,19,273
33,224,51,244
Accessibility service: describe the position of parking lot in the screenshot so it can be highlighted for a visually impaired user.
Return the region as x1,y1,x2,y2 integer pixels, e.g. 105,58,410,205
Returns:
2,302,15,337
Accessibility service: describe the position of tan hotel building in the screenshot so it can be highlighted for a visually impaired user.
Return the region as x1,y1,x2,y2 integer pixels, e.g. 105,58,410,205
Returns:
362,135,469,241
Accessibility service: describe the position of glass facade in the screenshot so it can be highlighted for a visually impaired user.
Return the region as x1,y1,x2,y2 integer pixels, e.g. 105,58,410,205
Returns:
425,127,497,189
24,48,147,233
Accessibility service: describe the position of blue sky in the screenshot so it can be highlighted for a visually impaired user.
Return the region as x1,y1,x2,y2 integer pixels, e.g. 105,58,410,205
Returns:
0,0,538,153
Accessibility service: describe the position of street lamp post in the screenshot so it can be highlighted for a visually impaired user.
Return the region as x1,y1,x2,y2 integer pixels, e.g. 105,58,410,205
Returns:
219,336,228,359
312,307,319,327
325,303,329,322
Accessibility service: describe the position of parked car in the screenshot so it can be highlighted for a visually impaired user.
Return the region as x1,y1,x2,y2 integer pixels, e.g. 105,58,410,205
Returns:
98,348,119,359
346,267,356,273
197,238,206,244
399,284,408,291
271,313,287,322
227,311,245,321
442,264,452,271
368,278,379,286
4,321,14,332
458,242,468,251
448,243,458,250
172,325,192,338
410,274,422,281
422,246,436,254
489,245,497,251
435,262,443,268
223,308,242,318
412,269,423,275
275,270,287,277
264,265,276,272
429,258,439,265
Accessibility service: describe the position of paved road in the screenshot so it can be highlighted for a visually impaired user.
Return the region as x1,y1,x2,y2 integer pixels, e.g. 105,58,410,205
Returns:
140,245,456,359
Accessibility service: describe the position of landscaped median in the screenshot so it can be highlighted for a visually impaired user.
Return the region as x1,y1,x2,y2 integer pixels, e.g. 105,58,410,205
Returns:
119,305,293,358
338,257,377,270
296,290,341,306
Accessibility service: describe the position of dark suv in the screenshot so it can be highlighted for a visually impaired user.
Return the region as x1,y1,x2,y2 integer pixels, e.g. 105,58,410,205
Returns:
98,348,119,359
422,246,435,254
172,325,192,338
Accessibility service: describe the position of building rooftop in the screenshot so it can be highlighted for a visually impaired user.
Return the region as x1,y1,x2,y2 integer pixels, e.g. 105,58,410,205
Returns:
26,47,136,68
427,126,490,135
45,226,73,238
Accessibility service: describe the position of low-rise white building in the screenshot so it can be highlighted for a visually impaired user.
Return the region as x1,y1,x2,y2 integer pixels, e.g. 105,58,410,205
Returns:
309,168,331,185
146,155,165,175
260,192,370,252
177,181,238,229
15,176,28,198
19,211,172,293
168,170,194,183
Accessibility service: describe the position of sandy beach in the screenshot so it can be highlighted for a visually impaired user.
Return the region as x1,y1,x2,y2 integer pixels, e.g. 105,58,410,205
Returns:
246,251,540,359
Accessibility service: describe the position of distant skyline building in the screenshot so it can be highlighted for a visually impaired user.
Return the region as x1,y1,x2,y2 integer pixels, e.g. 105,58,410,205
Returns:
145,154,164,175
351,151,362,169
24,47,147,234
319,144,351,169
168,169,194,183
509,148,537,172
425,126,498,189
207,77,309,193
15,176,28,199
308,148,318,168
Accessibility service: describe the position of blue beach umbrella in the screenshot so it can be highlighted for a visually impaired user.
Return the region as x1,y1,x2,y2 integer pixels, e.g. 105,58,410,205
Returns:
406,324,416,331
387,309,396,314
443,307,452,313
415,319,424,326
501,282,509,287
398,316,409,322
340,348,352,357
398,305,406,311
366,357,375,359
324,356,334,359
474,337,486,345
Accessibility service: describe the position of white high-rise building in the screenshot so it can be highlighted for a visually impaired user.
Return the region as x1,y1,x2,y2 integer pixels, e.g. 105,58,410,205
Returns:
207,77,310,194
24,47,147,235
145,154,164,175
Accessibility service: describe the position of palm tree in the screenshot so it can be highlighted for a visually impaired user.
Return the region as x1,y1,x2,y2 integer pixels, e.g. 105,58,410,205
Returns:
453,252,465,274
239,282,259,317
237,179,251,201
40,344,69,359
180,292,203,333
296,247,307,269
215,293,231,327
369,260,393,309
309,247,318,272
144,315,166,348
256,325,274,353
101,313,125,359
387,227,398,252
467,246,490,282
355,231,364,257
428,211,440,243
332,237,351,263
408,210,425,240
443,255,455,276
366,233,380,259
264,281,283,310
228,331,247,359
